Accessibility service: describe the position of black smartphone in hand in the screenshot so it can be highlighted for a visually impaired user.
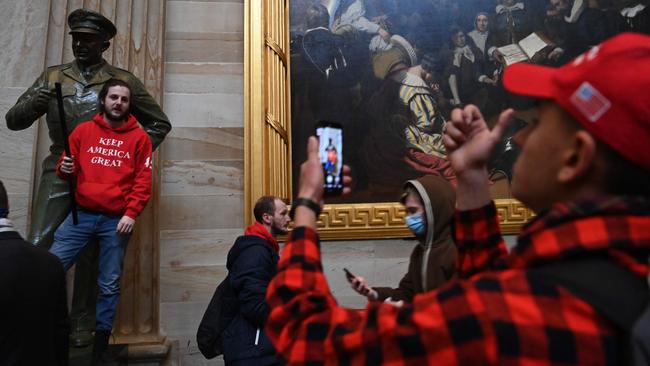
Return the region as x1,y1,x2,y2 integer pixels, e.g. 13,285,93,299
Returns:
316,121,343,196
343,268,355,283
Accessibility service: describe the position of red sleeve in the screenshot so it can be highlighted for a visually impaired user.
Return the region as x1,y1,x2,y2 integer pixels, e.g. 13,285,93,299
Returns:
265,227,494,364
266,225,615,364
55,127,81,181
453,201,509,278
123,134,152,219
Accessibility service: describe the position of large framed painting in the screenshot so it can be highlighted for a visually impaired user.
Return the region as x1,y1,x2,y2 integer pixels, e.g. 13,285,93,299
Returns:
245,0,644,240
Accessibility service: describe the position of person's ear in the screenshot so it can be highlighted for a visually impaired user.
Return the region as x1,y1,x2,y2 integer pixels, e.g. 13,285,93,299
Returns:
557,130,597,184
262,212,273,225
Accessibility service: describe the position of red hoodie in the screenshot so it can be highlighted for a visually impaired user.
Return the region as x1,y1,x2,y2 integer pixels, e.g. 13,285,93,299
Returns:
57,113,152,219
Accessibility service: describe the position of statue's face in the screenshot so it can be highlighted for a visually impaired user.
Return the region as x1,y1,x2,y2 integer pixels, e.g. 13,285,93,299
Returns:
71,33,106,66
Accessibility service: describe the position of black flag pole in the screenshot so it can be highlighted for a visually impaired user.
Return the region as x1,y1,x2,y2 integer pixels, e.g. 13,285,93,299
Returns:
54,82,78,225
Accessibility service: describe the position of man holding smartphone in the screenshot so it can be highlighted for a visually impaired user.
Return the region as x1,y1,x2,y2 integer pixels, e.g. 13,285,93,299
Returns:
265,33,650,364
348,175,457,305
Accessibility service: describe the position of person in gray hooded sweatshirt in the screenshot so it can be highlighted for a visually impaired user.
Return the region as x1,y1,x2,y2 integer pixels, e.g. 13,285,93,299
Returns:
350,175,457,303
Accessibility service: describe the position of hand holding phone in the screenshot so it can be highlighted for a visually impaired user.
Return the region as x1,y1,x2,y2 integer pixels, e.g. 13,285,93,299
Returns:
343,268,355,283
344,268,379,300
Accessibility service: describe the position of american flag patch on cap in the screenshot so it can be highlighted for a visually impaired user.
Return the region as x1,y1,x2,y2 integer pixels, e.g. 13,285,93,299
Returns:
570,82,611,122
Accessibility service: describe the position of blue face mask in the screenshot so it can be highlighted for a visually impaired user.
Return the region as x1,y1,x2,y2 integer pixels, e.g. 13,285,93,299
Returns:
404,213,426,236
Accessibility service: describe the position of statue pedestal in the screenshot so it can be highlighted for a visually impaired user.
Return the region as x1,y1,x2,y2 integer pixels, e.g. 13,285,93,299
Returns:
68,338,171,365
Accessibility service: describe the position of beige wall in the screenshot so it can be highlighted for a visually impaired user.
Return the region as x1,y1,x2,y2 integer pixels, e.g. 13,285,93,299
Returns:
160,0,245,364
0,1,50,236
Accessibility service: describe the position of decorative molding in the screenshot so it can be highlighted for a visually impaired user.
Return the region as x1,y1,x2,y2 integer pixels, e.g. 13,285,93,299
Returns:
265,112,289,141
315,202,410,240
308,199,533,240
246,0,293,223
265,38,288,65
495,199,536,233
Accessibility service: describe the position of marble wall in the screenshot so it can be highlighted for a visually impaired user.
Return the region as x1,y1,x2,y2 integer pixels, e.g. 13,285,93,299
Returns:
160,0,246,364
0,1,50,236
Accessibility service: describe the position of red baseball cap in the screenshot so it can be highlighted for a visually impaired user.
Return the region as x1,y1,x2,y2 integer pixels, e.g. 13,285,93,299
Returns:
503,32,650,171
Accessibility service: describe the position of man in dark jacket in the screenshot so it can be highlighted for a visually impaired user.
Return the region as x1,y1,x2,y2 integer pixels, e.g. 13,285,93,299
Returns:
349,175,457,304
222,196,289,365
0,180,69,365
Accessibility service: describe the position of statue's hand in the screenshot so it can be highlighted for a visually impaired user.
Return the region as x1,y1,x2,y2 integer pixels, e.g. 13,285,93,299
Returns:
33,87,53,114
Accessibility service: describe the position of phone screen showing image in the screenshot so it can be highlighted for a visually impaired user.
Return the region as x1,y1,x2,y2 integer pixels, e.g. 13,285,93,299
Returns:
316,123,343,195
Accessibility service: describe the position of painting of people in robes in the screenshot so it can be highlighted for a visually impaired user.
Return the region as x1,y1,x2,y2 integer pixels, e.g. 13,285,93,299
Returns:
289,0,649,203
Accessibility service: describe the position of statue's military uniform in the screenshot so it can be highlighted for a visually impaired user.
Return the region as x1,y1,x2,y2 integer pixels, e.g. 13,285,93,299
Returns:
6,59,171,248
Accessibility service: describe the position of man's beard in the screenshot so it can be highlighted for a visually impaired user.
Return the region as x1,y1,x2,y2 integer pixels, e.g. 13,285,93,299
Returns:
105,108,129,122
271,225,288,236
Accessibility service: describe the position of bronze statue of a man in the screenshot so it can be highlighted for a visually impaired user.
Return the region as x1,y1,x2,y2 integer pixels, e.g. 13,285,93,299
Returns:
5,8,171,346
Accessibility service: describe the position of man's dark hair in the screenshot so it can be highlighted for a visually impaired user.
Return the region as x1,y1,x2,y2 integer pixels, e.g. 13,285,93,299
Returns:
254,196,278,223
98,78,132,113
305,4,329,30
448,26,464,47
0,180,8,218
559,108,650,197
421,53,440,74
599,143,650,196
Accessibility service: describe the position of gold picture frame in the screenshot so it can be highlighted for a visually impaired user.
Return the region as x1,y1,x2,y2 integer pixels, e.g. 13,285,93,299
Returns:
244,0,534,240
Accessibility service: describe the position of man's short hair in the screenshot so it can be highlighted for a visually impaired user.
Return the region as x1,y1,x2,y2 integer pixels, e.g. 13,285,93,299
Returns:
448,26,464,47
559,110,650,196
600,144,650,196
254,196,279,223
0,180,8,218
98,78,132,113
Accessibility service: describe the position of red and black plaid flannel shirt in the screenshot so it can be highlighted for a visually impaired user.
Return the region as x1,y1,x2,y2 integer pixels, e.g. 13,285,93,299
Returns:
266,196,650,365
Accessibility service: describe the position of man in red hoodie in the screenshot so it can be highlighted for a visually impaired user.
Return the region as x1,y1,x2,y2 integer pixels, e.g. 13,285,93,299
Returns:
221,195,289,365
50,78,152,362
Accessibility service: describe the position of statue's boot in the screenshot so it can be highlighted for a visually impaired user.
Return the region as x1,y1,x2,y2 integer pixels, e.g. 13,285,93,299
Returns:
71,242,100,347
91,330,118,365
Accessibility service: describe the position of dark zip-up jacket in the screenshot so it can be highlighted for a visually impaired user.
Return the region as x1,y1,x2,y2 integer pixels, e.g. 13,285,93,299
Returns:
222,235,280,366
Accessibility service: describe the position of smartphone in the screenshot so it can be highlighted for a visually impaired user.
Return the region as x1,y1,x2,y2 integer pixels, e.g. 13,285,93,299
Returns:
315,121,343,196
343,268,356,283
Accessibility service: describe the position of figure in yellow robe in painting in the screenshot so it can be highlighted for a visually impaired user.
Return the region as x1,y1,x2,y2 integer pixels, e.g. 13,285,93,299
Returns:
361,36,455,199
